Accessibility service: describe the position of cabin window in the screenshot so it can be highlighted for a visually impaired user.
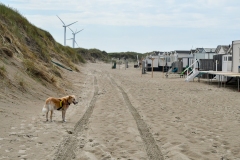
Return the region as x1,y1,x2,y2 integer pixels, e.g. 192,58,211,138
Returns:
228,57,232,61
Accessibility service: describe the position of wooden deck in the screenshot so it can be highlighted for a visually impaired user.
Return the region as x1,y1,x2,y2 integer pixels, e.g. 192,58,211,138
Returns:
198,71,240,91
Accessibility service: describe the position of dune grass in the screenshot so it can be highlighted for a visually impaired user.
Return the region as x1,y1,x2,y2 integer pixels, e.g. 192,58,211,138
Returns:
0,65,6,78
0,3,85,66
0,2,88,91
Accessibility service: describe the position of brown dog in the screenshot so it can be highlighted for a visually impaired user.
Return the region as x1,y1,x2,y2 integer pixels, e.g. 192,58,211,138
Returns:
42,95,78,122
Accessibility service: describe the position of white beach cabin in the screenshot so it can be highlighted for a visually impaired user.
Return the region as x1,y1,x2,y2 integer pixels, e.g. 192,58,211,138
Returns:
174,50,191,68
232,40,240,73
222,55,232,72
190,48,216,69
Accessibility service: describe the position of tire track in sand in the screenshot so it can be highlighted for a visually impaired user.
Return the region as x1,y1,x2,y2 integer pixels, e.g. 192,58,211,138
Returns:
110,77,164,160
54,77,98,160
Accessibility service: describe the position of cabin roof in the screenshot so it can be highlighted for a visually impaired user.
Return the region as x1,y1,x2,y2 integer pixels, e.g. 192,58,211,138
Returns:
215,45,230,53
175,50,190,54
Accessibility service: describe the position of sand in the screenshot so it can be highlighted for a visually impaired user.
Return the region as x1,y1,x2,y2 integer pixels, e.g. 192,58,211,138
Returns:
1,61,240,160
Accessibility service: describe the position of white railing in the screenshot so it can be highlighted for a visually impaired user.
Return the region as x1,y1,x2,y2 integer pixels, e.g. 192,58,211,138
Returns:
185,70,199,82
182,60,199,80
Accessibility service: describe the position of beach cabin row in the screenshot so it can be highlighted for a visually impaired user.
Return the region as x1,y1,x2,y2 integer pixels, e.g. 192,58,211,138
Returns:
142,40,240,83
185,40,240,82
143,50,193,74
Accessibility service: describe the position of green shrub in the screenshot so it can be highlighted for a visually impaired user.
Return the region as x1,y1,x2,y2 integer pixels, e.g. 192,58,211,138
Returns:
23,59,52,83
0,65,6,78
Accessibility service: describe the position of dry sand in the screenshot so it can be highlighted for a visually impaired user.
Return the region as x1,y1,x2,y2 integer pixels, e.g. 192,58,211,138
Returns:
1,62,240,160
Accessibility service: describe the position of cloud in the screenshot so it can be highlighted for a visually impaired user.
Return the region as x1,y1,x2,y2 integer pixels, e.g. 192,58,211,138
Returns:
3,0,239,28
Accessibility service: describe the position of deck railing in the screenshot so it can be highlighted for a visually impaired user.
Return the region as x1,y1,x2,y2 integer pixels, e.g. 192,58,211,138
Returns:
181,60,199,79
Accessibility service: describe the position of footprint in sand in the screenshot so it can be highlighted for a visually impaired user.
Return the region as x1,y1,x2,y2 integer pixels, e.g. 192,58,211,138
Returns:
201,150,211,155
20,124,25,129
18,149,26,154
19,145,25,148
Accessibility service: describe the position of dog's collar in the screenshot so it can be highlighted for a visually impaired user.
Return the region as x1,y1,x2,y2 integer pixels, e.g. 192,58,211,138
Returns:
60,100,63,107
57,100,63,110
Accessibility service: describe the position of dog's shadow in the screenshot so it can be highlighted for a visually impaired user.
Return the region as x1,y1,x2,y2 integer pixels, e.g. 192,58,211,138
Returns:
42,120,67,124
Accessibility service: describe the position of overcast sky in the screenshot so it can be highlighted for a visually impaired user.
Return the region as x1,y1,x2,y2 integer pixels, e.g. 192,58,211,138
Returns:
2,0,240,53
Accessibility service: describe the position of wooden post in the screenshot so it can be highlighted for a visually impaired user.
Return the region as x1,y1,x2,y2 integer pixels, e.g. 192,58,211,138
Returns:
140,58,143,69
124,57,127,70
141,58,143,77
119,59,120,70
160,58,164,78
163,66,164,78
151,58,155,78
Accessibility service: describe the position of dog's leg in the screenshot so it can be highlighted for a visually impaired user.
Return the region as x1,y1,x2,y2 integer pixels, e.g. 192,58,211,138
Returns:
50,110,53,122
62,110,66,122
46,111,48,121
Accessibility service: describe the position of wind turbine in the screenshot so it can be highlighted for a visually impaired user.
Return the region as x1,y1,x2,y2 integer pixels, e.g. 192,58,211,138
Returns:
67,37,79,48
68,27,84,48
56,15,77,46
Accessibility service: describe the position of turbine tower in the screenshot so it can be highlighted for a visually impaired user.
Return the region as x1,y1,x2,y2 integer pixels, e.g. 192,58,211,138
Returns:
67,38,79,48
56,15,77,46
68,27,84,48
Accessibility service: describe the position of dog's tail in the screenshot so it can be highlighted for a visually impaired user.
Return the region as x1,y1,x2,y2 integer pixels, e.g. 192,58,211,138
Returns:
42,105,48,113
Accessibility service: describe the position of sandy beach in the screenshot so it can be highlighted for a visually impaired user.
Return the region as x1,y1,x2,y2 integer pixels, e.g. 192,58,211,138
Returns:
1,62,240,160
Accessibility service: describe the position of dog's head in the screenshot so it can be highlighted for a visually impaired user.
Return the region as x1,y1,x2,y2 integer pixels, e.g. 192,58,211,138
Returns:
68,95,78,105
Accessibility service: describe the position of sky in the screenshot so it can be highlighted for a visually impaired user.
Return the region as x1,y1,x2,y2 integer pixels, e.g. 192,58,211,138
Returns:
1,0,240,53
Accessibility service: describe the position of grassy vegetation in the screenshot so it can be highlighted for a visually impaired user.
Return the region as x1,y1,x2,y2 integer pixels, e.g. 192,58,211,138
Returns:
23,59,54,83
0,3,89,91
50,65,62,78
108,51,144,61
0,3,84,66
75,48,146,63
75,48,109,62
0,65,6,78
0,47,14,57
14,73,26,91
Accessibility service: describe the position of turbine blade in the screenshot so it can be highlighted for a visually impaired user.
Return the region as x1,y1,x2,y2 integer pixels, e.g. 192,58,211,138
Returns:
76,29,84,34
66,21,78,27
56,15,65,25
68,26,74,33
67,38,73,40
75,41,79,47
